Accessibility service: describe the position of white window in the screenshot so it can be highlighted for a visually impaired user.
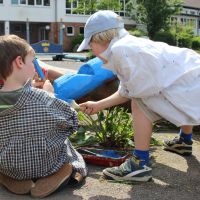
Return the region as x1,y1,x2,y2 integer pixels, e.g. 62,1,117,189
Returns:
11,0,18,4
44,0,50,6
181,18,196,28
181,18,187,26
115,0,129,17
11,0,49,6
14,25,22,32
67,26,74,36
66,0,78,15
79,26,84,34
36,0,42,5
66,0,129,16
171,17,177,22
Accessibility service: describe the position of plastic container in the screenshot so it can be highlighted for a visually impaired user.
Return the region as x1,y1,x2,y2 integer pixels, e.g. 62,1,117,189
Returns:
76,147,130,167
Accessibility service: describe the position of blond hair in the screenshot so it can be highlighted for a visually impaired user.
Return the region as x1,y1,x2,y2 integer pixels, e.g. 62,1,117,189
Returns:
0,35,35,80
91,16,123,43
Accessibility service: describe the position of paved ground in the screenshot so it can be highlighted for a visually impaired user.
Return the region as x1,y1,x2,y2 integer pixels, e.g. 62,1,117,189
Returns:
0,55,199,200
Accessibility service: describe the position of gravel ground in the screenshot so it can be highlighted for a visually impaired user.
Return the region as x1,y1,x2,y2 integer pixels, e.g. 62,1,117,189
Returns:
0,57,199,200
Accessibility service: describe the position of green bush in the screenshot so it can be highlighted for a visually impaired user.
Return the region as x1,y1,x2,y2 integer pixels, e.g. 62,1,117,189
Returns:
177,32,192,48
71,34,84,50
86,50,96,59
127,28,148,38
153,31,176,46
192,37,200,50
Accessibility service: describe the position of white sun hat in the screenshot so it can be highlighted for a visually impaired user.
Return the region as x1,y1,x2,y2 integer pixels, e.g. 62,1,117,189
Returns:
77,10,124,52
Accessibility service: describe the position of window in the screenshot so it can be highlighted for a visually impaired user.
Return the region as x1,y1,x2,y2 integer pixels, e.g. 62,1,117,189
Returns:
0,0,3,4
79,26,84,34
66,0,78,15
44,0,50,6
20,0,26,4
11,0,18,4
36,0,42,4
28,0,34,5
190,11,195,15
11,0,49,6
181,18,187,26
115,0,129,17
67,26,74,36
14,25,22,32
0,25,3,32
171,17,177,22
186,19,196,28
66,0,129,16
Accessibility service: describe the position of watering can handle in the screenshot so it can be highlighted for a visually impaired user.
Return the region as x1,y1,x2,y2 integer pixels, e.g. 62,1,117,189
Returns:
33,58,46,83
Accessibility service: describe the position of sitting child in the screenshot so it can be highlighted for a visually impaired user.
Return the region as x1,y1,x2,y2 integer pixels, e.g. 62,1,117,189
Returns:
0,34,87,198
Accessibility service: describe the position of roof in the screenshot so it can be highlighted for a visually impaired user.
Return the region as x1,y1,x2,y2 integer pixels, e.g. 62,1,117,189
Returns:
182,0,200,9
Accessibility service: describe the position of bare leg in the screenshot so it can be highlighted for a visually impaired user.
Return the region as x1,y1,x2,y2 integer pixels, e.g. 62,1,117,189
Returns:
181,125,193,134
132,98,152,151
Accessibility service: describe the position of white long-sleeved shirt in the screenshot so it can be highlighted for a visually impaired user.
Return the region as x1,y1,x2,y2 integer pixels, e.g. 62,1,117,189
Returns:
101,29,200,126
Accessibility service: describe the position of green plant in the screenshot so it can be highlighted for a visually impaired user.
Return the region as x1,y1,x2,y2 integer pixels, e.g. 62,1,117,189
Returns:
153,31,176,46
86,50,96,59
127,28,148,38
78,106,135,149
192,37,200,50
71,34,84,50
69,127,98,147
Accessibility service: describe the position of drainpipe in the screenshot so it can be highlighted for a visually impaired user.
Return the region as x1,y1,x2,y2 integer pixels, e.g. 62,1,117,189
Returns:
198,9,200,36
55,0,58,44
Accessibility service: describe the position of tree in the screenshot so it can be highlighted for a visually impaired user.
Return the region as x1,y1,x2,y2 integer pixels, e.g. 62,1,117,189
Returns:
70,0,121,15
126,0,184,40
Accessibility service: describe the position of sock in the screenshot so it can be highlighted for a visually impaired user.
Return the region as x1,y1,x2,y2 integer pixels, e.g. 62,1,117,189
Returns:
179,130,193,142
133,149,149,166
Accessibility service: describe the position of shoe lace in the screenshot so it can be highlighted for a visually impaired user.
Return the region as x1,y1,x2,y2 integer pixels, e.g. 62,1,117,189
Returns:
133,155,145,166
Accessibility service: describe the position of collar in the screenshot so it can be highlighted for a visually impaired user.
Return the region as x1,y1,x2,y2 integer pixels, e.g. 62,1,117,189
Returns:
100,29,129,71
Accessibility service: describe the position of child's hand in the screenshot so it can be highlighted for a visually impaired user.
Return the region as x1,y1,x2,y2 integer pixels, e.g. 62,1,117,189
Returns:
79,101,100,115
43,80,54,96
32,79,44,89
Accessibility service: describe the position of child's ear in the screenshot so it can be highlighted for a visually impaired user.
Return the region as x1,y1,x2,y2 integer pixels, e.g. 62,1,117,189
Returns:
14,56,23,69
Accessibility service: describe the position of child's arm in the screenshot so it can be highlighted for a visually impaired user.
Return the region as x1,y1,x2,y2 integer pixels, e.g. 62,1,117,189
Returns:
79,91,130,115
47,69,64,80
43,80,55,97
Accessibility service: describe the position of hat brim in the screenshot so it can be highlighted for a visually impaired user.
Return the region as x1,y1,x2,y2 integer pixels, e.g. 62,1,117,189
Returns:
77,36,92,52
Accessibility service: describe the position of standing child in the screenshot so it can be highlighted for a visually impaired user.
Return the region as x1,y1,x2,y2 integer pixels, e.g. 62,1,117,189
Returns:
78,10,200,182
0,35,87,198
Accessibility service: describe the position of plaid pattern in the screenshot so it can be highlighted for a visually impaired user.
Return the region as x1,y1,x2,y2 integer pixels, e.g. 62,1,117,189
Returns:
0,79,88,180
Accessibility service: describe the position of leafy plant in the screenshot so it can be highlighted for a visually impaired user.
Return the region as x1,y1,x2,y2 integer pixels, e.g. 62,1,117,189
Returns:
153,31,176,46
78,106,135,149
71,34,84,50
192,37,200,50
127,28,148,38
69,127,98,147
86,50,96,59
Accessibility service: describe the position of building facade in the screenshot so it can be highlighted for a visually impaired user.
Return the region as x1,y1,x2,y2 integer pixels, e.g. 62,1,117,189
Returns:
0,0,199,52
0,0,135,52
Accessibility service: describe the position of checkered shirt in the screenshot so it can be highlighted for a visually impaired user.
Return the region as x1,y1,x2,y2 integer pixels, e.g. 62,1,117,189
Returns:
0,79,88,180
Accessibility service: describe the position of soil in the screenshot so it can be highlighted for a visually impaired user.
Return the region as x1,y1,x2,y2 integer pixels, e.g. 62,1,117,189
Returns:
1,59,199,200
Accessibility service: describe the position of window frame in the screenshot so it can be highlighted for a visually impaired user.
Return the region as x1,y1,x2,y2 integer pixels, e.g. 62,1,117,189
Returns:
14,25,22,32
79,26,84,35
66,26,74,36
11,0,50,6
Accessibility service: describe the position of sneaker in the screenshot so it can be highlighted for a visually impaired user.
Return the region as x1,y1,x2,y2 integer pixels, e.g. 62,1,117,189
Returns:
103,155,152,182
31,162,72,199
0,172,35,194
163,136,193,155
